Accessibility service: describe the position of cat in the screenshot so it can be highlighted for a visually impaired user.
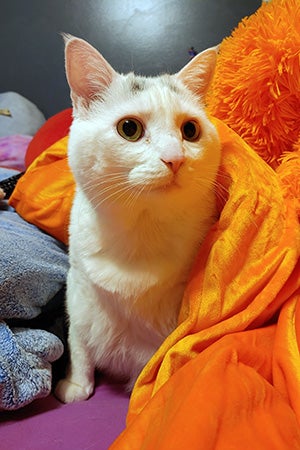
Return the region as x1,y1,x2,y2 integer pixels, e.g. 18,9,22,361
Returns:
55,34,221,403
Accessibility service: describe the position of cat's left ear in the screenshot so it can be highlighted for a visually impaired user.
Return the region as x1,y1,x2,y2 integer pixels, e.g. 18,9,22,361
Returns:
176,46,219,98
63,34,118,110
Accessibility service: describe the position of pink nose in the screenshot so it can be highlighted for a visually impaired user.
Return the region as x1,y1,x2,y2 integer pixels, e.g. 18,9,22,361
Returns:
160,143,186,174
161,157,185,174
160,139,186,174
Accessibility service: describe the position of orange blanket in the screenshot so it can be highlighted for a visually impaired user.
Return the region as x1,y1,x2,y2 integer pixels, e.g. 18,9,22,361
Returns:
10,118,300,448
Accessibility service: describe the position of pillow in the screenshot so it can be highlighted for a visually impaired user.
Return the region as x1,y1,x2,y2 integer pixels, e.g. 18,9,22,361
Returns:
207,0,300,168
0,92,45,138
25,108,73,168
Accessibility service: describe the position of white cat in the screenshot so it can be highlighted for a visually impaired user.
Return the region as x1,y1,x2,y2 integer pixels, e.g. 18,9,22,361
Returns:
55,35,221,403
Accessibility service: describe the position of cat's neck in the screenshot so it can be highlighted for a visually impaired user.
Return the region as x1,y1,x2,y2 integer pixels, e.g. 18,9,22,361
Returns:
77,188,216,264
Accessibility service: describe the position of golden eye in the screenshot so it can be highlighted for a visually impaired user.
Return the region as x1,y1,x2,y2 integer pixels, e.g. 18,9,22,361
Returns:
117,118,144,141
181,120,201,142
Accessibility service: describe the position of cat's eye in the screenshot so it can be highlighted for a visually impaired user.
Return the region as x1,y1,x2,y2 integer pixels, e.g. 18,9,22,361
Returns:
181,120,201,142
117,118,144,141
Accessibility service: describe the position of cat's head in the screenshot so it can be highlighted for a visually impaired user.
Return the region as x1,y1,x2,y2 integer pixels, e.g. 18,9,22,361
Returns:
64,35,221,213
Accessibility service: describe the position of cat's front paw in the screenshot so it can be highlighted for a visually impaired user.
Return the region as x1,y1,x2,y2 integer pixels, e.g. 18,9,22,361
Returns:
55,378,94,403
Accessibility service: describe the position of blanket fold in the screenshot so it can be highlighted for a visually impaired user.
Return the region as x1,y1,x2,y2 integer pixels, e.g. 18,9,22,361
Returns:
110,118,300,449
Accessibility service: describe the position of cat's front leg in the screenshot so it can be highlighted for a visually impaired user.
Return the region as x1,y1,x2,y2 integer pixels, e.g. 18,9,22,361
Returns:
55,323,95,403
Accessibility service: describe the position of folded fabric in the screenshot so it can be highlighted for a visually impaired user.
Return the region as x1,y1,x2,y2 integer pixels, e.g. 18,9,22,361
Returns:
110,118,300,449
0,321,63,410
0,207,69,320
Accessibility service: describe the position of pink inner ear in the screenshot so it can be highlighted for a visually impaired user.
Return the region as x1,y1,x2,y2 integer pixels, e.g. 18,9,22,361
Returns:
65,37,116,103
177,47,218,97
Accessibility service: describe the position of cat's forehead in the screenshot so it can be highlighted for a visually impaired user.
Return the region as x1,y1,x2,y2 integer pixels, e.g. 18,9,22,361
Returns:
102,72,204,121
125,73,182,96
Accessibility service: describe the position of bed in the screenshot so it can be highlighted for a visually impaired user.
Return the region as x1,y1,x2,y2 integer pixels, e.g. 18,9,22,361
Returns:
1,0,300,449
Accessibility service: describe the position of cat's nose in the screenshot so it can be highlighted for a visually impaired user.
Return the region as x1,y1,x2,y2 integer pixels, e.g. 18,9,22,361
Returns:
161,150,186,174
161,157,185,174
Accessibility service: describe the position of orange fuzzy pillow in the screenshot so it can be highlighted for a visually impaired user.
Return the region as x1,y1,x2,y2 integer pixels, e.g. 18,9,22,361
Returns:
207,0,300,169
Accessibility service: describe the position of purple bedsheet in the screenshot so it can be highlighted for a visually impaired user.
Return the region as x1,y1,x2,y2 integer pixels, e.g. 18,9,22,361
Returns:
0,376,129,450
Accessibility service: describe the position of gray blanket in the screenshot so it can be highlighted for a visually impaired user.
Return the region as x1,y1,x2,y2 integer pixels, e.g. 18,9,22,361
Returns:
0,176,68,410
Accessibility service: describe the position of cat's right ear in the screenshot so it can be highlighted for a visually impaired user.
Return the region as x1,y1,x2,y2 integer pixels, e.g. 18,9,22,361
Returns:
176,46,219,99
63,34,117,111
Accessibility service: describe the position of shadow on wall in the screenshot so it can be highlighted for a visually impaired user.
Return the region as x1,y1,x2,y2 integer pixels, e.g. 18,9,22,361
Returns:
1,0,261,117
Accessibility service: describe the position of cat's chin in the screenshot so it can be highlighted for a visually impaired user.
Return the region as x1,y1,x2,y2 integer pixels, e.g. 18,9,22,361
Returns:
155,182,180,193
147,180,181,196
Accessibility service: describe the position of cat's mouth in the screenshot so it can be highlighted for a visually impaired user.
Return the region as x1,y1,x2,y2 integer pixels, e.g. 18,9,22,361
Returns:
129,167,182,195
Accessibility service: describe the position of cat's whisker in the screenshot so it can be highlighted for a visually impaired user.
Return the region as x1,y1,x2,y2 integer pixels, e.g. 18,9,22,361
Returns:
82,173,127,191
82,171,153,212
124,183,148,212
95,183,135,209
193,165,231,206
82,174,129,197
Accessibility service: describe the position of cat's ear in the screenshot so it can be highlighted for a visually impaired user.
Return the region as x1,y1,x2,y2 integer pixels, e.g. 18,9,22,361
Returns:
63,34,117,110
176,46,219,98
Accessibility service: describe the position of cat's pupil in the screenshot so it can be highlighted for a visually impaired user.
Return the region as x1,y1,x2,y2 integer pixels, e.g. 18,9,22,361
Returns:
123,120,138,137
184,122,196,138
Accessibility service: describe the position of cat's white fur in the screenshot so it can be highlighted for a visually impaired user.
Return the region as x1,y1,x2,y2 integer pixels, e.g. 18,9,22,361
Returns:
55,35,221,403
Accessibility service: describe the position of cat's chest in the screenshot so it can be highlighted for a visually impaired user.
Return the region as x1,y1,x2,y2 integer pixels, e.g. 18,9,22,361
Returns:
70,193,194,298
70,234,185,338
73,254,184,341
73,243,187,301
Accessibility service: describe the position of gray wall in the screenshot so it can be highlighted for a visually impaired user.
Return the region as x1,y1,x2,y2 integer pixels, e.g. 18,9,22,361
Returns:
1,0,261,118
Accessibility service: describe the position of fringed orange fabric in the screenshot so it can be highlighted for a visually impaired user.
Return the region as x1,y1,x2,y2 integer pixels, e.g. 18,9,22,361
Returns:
110,118,300,450
207,0,300,169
